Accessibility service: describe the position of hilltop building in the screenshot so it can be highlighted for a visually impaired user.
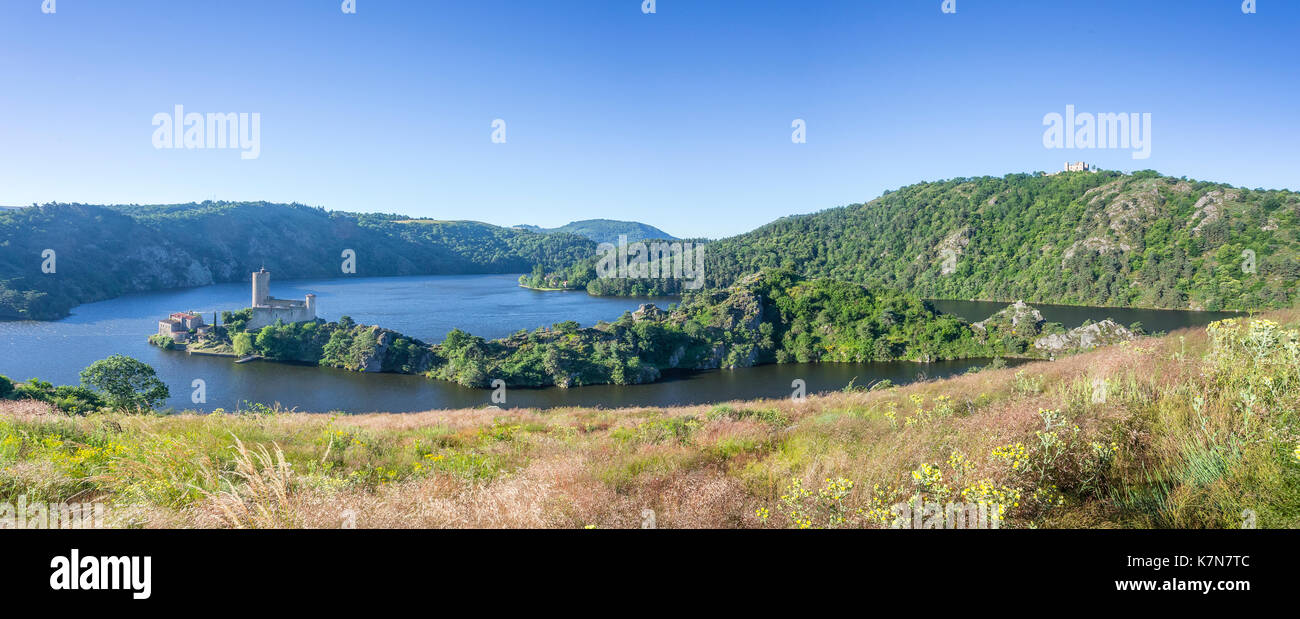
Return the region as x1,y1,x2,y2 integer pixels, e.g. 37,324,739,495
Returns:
245,268,317,331
1044,162,1100,176
1063,161,1094,172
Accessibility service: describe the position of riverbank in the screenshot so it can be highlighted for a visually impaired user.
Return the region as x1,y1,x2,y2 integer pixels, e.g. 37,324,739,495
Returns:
4,310,1296,528
518,283,573,292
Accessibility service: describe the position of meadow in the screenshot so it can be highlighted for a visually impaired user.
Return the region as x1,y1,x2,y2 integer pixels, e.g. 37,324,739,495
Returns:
2,310,1297,529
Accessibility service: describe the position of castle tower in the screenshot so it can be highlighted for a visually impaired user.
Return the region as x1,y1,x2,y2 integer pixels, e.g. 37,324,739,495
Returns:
305,293,317,318
252,268,270,308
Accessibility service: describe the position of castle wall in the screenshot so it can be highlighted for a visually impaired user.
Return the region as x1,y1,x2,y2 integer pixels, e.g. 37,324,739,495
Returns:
246,306,317,331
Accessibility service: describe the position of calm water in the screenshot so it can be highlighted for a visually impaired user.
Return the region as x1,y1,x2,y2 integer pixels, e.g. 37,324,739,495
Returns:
0,276,1236,413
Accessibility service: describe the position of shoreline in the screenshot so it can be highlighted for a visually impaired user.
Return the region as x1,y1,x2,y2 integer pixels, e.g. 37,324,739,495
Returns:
3,271,1265,325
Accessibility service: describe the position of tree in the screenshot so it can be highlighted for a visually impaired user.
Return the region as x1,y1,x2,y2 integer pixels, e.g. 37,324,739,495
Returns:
232,332,255,356
79,355,170,412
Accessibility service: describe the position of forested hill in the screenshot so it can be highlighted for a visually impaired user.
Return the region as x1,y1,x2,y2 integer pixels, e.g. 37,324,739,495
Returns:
514,219,677,244
697,171,1300,311
0,202,595,320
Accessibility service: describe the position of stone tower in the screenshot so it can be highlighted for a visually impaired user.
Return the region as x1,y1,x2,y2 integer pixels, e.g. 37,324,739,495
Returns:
252,268,270,307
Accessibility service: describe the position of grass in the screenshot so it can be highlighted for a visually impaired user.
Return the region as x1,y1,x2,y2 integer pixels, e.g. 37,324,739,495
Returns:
2,309,1298,529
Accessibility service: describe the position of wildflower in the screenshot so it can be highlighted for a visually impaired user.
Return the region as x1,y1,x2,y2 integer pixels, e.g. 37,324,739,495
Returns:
991,442,1028,471
947,449,974,474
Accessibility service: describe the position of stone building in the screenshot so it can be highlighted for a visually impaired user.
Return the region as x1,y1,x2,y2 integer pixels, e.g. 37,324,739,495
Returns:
157,311,206,343
245,268,317,331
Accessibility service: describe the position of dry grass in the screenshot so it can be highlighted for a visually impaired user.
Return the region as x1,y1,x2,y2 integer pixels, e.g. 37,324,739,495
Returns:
3,310,1299,529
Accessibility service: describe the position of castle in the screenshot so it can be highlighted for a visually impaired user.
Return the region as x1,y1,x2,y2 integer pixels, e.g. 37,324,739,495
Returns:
1045,162,1099,176
244,268,317,331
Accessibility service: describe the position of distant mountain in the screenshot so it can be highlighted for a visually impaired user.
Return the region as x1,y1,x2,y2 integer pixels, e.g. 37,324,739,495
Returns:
0,202,595,320
513,219,677,244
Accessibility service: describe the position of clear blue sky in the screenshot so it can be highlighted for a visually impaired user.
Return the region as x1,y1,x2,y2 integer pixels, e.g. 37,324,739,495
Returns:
0,0,1295,238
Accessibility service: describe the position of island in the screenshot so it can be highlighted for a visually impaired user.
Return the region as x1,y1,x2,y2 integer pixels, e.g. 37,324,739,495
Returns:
151,268,1138,389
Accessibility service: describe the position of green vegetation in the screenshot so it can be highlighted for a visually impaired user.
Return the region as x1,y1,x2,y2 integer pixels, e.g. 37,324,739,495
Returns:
0,202,596,320
77,355,171,412
0,354,168,415
430,270,1042,388
538,171,1300,310
195,314,432,374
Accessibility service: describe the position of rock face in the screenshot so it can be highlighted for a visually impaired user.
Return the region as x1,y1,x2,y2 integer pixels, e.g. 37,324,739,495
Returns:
974,301,1045,334
1034,320,1135,353
631,303,667,322
356,328,433,373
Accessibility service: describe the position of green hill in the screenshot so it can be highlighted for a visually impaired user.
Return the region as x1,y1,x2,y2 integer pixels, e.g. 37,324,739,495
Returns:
0,202,595,320
691,171,1299,311
514,219,677,244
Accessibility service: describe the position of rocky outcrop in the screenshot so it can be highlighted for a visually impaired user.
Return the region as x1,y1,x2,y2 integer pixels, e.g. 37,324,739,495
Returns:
1034,319,1135,353
356,328,433,373
1189,189,1239,235
974,301,1045,334
632,303,667,322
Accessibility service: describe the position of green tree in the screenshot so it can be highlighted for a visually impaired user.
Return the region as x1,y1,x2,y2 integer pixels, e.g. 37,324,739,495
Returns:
78,355,170,412
232,332,255,356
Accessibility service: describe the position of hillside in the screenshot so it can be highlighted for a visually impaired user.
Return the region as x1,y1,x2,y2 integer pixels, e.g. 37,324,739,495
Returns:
0,202,595,320
514,219,677,244
4,309,1296,528
695,171,1300,311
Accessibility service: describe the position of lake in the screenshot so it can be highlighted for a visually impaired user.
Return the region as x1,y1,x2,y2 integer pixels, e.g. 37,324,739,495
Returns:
0,275,1239,413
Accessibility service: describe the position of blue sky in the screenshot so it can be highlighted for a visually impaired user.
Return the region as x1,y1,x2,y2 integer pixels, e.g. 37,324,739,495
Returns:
0,0,1296,238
